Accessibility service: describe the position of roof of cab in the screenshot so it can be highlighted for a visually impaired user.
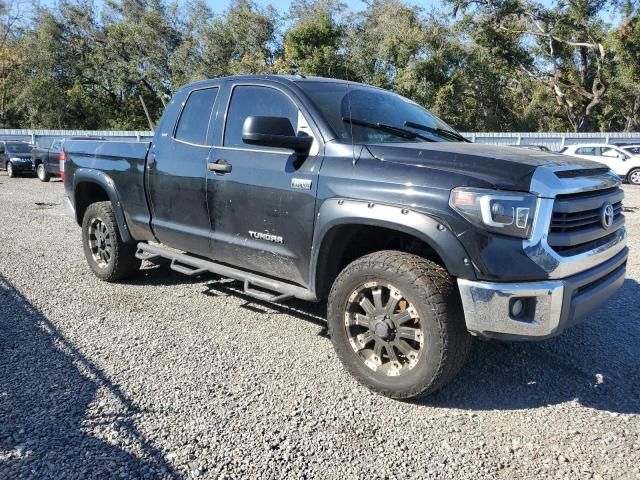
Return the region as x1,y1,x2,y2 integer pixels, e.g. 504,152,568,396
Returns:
178,74,364,91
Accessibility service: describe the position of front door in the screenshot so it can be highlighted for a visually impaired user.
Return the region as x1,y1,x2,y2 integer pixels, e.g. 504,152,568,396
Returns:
599,146,629,176
206,83,322,286
147,86,219,256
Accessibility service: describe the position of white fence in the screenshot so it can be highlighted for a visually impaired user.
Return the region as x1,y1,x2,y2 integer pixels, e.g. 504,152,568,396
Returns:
0,129,154,148
462,132,640,151
1,128,639,151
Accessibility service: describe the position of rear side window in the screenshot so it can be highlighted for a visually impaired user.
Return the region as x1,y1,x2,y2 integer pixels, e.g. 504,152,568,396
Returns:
575,147,596,155
224,85,298,148
174,87,218,145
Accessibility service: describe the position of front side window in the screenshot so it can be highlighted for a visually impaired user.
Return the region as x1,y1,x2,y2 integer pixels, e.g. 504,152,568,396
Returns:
224,85,299,148
298,81,463,143
174,87,219,145
601,147,622,158
575,147,596,156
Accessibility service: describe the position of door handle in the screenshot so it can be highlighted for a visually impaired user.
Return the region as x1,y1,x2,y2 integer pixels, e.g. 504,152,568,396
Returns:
208,159,232,174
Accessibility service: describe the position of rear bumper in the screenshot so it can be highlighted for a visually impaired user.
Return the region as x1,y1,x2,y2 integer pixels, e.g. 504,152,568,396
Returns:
458,247,627,340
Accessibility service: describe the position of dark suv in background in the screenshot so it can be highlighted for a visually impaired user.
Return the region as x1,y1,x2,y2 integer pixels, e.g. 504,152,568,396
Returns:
0,141,34,177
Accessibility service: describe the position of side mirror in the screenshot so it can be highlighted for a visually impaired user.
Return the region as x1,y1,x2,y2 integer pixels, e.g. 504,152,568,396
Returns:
0,146,4,154
242,116,313,153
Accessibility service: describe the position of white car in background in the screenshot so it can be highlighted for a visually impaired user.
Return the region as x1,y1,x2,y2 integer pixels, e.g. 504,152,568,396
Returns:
559,143,640,185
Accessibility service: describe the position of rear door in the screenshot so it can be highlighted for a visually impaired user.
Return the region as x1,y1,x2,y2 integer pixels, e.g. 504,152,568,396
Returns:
205,81,323,286
147,86,220,256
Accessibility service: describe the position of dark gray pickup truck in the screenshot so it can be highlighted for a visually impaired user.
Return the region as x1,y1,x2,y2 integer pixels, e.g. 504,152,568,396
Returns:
62,75,628,399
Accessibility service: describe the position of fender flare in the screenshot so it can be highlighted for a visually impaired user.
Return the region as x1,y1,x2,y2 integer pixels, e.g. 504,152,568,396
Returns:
72,168,133,243
309,198,476,295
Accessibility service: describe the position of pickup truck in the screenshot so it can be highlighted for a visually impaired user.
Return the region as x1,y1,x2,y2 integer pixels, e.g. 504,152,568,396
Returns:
63,75,628,399
33,137,105,182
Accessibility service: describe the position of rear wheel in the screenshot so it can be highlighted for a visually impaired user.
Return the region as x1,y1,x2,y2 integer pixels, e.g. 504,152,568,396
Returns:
37,163,51,182
628,168,640,185
82,201,141,281
6,162,15,178
327,250,472,399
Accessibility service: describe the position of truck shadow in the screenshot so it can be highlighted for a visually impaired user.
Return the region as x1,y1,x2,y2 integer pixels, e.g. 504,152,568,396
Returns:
0,274,180,478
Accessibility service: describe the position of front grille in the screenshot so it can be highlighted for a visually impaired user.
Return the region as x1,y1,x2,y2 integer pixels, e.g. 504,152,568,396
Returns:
548,187,624,257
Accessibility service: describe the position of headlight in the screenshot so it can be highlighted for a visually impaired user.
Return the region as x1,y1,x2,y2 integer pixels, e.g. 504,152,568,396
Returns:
449,187,538,239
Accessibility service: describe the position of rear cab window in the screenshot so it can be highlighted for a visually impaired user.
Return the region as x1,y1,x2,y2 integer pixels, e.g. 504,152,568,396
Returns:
174,87,219,145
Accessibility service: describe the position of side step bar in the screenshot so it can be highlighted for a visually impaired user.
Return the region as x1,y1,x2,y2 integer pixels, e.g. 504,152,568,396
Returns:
135,242,317,303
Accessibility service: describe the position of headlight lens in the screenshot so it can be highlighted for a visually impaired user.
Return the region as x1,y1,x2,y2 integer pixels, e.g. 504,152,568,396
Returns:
449,187,538,239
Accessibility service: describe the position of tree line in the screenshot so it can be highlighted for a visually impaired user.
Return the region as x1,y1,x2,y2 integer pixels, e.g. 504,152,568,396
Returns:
0,0,639,132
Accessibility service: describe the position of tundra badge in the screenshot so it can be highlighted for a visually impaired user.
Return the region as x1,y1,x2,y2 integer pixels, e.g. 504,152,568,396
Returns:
249,231,284,244
291,178,312,190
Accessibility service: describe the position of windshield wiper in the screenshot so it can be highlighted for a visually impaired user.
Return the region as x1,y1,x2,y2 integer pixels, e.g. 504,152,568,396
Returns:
404,121,470,142
342,117,435,142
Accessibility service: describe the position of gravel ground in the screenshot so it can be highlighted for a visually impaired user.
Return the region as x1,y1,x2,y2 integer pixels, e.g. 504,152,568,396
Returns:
0,173,638,480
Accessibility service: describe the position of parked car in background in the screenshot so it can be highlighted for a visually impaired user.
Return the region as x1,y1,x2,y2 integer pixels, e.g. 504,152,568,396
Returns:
0,141,34,177
559,143,640,185
509,144,552,152
33,136,105,182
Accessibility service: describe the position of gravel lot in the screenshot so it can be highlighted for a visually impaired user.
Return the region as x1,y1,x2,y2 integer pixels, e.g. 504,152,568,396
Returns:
0,174,638,480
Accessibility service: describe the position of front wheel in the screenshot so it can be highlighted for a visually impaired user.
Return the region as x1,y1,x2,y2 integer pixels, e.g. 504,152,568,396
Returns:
82,201,141,282
327,251,472,400
6,162,15,178
37,163,51,182
627,168,640,185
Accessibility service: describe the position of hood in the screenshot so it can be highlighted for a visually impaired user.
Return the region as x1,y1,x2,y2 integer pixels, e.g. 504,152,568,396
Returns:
365,143,607,191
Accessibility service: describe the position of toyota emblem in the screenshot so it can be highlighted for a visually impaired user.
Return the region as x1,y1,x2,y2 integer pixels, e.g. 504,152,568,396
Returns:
600,202,614,230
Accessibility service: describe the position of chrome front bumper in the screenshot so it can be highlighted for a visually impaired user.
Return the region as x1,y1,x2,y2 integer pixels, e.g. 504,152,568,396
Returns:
458,247,628,340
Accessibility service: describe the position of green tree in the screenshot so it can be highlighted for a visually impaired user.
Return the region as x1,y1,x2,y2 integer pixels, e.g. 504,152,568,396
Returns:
447,0,612,132
284,0,349,78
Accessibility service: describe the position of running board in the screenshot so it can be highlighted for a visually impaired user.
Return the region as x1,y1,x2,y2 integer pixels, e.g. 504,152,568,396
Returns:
135,242,317,303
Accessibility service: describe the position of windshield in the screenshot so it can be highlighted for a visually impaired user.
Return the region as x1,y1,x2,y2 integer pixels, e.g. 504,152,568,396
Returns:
297,82,463,143
6,143,32,153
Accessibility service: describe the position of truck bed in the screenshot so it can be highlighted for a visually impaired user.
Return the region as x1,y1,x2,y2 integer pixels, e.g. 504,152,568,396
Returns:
64,140,153,241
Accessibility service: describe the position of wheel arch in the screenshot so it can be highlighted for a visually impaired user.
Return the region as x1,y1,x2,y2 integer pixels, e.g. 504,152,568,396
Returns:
310,198,476,300
73,169,133,243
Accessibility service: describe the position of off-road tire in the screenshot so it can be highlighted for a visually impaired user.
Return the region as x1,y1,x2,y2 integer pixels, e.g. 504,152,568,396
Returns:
627,168,640,185
327,250,472,400
6,162,15,178
82,201,140,282
37,163,51,182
